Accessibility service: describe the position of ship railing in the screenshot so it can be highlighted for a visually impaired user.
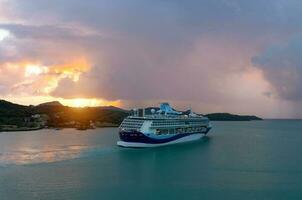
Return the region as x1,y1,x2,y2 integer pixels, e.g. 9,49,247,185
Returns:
150,124,207,128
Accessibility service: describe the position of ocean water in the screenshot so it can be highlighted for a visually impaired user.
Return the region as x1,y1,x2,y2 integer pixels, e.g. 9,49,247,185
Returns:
1,120,302,200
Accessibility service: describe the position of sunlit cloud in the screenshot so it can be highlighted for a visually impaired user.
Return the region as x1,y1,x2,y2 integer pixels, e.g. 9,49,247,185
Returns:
0,94,121,108
60,98,121,108
0,57,92,108
0,29,10,41
25,64,48,77
50,58,90,82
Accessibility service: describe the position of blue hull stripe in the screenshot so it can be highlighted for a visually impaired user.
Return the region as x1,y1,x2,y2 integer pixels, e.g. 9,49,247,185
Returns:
119,127,211,144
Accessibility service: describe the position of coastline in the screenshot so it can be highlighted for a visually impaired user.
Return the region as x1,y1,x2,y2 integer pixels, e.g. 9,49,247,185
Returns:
0,124,120,132
0,120,269,133
0,126,44,132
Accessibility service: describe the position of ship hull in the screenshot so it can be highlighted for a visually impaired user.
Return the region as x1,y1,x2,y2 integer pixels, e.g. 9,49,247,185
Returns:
117,133,205,147
117,128,211,148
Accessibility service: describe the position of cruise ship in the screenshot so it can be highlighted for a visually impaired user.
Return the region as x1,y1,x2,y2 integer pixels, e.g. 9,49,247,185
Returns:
117,103,212,147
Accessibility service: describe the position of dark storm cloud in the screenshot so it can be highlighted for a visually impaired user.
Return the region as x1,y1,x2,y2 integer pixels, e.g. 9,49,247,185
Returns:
44,0,302,102
0,23,102,65
253,35,302,101
2,0,302,117
11,1,276,93
0,23,91,39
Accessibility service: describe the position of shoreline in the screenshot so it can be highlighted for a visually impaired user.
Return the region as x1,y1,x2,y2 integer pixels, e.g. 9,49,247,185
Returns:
2,120,282,133
0,125,119,132
0,127,44,132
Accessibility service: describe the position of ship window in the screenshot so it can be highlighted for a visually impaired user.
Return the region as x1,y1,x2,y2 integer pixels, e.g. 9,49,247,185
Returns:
157,129,168,135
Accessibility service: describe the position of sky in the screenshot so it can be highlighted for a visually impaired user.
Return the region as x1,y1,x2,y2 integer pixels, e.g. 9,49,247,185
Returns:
0,0,302,118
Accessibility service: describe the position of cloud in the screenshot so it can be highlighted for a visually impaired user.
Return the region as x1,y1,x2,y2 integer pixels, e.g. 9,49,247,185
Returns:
252,35,302,101
51,36,238,100
0,23,94,97
0,23,101,65
1,0,302,117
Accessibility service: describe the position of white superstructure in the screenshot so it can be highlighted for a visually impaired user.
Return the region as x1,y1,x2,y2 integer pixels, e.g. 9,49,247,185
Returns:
117,103,212,148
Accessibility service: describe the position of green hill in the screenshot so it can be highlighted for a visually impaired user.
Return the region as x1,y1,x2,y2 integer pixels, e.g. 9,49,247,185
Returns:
144,107,262,121
0,100,29,126
0,100,262,130
204,113,262,121
32,103,130,128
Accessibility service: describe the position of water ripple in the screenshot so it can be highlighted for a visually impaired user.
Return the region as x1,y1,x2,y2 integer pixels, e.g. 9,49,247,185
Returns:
0,145,116,166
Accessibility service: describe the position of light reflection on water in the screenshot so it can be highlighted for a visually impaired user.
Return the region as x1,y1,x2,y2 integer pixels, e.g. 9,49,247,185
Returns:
0,128,119,165
0,145,90,165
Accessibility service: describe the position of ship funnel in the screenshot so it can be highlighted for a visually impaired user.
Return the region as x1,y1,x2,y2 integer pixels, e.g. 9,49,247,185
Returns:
158,103,181,115
138,108,145,117
133,108,138,116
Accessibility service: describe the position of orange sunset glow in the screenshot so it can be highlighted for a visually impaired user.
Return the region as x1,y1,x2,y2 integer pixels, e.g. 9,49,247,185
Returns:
0,58,119,108
60,98,121,108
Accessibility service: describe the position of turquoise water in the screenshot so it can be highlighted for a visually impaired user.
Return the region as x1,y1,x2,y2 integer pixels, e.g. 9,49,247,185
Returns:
1,120,302,200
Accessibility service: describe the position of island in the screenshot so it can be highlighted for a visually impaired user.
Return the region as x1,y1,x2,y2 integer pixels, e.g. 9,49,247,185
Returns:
0,100,262,132
204,113,262,121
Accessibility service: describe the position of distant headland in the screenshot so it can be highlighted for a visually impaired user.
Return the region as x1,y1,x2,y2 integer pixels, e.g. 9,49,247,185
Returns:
0,100,262,132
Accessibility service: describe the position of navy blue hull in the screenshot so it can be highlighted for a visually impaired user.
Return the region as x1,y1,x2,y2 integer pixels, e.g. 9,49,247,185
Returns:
119,127,211,144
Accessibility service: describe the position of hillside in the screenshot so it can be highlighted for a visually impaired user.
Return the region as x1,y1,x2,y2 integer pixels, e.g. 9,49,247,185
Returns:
0,100,262,130
32,103,130,128
0,100,130,129
204,113,262,121
145,107,262,121
0,100,29,126
38,101,63,106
